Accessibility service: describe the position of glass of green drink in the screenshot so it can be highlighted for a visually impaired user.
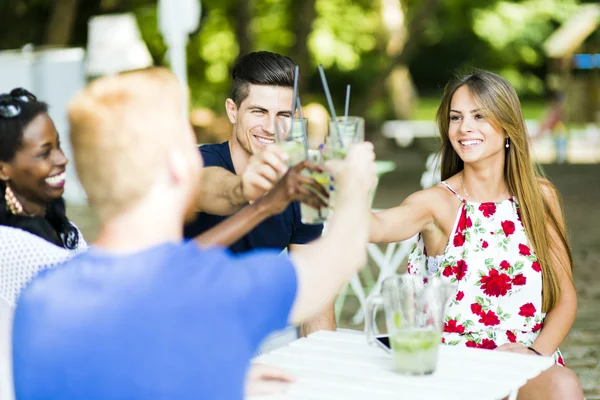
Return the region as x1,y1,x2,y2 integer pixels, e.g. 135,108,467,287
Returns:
274,117,308,167
322,117,366,209
300,149,331,224
365,274,455,375
327,116,364,152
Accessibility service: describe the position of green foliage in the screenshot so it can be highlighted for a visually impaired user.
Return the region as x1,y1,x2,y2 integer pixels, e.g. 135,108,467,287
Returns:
309,0,379,70
0,0,588,119
468,0,581,95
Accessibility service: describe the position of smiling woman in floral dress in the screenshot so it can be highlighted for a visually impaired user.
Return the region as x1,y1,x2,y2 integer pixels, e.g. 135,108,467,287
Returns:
370,71,583,399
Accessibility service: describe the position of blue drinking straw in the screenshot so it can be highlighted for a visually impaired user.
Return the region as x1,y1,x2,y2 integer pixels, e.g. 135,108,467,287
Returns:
291,65,299,117
344,84,351,119
297,96,309,159
317,65,344,147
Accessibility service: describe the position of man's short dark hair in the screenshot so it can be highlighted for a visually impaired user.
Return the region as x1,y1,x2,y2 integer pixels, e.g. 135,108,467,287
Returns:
231,51,296,106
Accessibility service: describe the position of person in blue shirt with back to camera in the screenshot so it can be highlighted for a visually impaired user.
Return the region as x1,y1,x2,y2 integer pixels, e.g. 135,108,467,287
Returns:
12,67,377,399
184,51,336,338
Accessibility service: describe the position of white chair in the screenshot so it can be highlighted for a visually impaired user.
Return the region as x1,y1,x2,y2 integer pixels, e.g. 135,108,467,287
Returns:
336,152,442,325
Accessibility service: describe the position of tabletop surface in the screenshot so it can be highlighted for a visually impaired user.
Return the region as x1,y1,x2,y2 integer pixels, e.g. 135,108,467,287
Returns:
249,330,554,400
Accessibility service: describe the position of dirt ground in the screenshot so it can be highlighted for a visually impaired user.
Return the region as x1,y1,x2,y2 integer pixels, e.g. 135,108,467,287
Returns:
67,137,600,398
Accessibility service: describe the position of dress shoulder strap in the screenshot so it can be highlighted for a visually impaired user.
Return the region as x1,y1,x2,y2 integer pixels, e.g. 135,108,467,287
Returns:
439,181,464,202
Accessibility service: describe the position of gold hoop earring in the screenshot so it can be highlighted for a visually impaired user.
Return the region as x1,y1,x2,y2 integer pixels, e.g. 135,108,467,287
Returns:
4,184,24,215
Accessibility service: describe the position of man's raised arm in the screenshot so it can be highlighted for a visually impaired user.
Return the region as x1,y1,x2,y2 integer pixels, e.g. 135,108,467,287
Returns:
196,146,290,216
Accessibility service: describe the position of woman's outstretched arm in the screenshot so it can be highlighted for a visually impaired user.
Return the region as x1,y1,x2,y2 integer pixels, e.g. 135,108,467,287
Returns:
369,187,440,244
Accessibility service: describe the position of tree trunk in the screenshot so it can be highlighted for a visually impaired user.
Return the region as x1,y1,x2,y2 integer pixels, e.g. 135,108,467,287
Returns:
234,0,254,57
356,0,441,115
291,0,316,92
44,0,80,46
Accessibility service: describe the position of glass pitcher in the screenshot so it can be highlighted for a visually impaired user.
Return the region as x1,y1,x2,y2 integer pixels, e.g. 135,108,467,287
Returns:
365,274,455,375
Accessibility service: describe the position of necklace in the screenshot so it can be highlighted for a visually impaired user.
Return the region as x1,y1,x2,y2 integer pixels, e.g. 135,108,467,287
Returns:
460,172,471,201
460,172,513,202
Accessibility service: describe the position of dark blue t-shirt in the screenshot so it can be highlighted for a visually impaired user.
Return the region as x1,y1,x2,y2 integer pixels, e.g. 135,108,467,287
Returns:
12,241,297,400
184,142,323,253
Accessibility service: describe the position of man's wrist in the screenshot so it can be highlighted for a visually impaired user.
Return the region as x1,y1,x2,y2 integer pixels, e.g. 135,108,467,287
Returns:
251,195,275,218
231,179,248,207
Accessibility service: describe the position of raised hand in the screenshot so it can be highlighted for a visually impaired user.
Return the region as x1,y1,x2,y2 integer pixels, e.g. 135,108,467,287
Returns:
242,145,289,202
326,142,377,198
261,160,329,215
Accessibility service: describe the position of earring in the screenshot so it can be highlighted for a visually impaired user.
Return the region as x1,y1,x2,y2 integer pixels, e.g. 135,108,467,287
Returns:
505,138,510,149
4,184,23,215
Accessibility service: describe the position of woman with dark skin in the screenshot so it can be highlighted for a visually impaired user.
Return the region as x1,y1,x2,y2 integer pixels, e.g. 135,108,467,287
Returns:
0,89,82,253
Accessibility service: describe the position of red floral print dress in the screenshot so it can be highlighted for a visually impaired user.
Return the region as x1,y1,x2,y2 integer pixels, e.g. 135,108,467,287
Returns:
407,181,565,365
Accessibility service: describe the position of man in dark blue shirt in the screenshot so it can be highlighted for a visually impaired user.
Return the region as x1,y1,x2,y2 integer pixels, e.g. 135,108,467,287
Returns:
185,142,322,253
185,51,334,336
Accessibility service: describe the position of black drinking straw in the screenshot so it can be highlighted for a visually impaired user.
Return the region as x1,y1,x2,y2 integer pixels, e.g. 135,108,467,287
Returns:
344,84,351,119
317,65,343,146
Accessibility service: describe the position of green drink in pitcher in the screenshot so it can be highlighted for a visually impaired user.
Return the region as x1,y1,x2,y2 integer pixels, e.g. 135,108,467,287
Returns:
391,327,441,375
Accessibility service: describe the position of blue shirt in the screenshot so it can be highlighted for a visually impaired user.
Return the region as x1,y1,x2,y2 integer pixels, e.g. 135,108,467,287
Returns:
12,241,297,400
184,142,323,253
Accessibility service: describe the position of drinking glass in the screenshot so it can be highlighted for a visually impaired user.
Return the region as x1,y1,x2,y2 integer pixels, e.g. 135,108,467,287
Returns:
365,274,455,375
327,116,365,158
274,117,308,167
300,149,331,225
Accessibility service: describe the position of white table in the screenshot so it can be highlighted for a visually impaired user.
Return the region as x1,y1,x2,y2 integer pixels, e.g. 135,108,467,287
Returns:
249,330,554,400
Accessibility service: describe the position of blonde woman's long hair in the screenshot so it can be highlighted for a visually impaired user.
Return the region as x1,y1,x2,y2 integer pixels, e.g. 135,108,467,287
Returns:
435,70,572,312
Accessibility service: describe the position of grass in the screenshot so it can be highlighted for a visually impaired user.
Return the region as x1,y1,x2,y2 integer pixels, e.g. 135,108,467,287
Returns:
414,97,548,121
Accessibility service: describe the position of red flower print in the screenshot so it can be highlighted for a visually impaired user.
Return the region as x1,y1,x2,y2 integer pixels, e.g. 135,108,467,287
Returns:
441,337,446,343
519,244,531,256
516,207,522,222
455,291,464,301
501,220,515,237
453,232,465,247
456,207,468,232
443,266,453,277
444,319,465,334
453,260,468,280
470,303,483,315
478,310,501,326
466,217,472,229
480,269,512,297
466,341,477,348
512,274,527,286
479,203,497,218
482,240,489,249
479,339,497,349
407,264,413,274
500,260,511,270
532,323,543,332
532,261,541,273
557,356,565,366
518,303,536,318
506,331,517,343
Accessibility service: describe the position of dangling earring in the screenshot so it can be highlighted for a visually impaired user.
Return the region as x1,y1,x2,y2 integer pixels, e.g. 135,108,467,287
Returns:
505,138,510,149
4,184,24,215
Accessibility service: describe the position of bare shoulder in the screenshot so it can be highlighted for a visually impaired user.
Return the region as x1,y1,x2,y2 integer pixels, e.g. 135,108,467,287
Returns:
402,184,453,207
537,177,560,205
